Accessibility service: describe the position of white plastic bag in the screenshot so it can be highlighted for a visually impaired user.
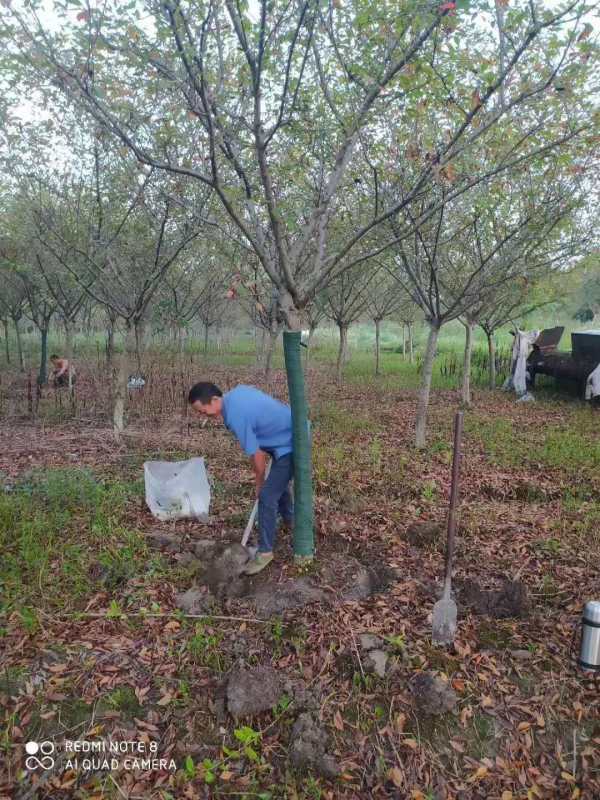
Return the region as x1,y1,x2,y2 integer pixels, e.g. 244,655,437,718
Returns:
144,457,211,521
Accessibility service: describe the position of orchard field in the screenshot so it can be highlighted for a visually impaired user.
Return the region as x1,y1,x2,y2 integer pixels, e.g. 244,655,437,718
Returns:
1,327,599,800
1,0,600,796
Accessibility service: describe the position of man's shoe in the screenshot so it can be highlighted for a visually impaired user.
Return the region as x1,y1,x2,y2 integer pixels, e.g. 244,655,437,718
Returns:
244,553,274,575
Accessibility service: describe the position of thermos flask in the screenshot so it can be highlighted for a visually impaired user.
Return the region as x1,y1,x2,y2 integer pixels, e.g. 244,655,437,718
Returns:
579,601,600,671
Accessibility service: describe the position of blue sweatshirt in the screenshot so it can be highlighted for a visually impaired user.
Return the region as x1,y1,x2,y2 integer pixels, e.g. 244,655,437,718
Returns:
222,385,293,460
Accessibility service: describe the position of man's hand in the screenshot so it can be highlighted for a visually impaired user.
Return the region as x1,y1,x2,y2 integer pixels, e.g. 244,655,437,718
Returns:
252,450,268,497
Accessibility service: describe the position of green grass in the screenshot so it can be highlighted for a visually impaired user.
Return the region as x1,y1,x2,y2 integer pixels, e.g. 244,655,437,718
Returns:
105,685,143,717
312,402,381,435
466,416,524,467
1,665,29,696
187,622,225,670
406,705,497,763
304,320,497,389
0,468,150,615
540,425,600,470
467,408,600,476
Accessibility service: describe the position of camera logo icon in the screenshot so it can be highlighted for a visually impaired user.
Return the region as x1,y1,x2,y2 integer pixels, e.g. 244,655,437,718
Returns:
25,741,55,770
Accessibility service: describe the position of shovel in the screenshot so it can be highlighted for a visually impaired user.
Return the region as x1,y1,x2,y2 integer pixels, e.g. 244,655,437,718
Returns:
432,410,464,646
241,501,259,552
241,460,271,550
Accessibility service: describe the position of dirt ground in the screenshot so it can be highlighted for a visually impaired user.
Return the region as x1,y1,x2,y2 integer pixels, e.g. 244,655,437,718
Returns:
1,361,599,800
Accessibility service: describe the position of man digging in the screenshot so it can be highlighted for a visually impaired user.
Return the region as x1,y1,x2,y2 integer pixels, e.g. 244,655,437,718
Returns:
188,382,294,575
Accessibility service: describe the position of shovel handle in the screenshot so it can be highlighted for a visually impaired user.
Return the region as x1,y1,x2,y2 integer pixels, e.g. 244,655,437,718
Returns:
444,411,464,593
241,459,272,547
241,500,259,546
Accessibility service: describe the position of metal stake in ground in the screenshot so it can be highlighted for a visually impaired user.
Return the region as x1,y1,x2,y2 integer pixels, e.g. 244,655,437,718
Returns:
432,410,464,646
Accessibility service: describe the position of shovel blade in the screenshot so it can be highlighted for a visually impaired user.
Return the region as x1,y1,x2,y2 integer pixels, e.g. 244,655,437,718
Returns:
432,597,457,646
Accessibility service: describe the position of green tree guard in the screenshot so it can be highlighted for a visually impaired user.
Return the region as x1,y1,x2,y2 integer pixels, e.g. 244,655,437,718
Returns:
283,331,314,561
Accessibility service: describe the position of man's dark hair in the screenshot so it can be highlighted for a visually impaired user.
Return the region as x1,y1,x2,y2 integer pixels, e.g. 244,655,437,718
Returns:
188,382,223,405
50,354,59,360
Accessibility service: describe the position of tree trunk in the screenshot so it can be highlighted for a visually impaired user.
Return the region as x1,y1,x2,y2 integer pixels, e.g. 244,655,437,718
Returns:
2,319,9,364
408,323,414,364
283,331,314,562
264,328,278,379
204,324,209,355
134,319,145,373
106,323,115,368
375,318,381,376
461,320,474,406
256,327,266,366
85,304,94,336
38,327,49,386
336,323,348,383
415,322,440,449
64,319,74,361
113,323,134,440
106,310,116,368
487,330,497,389
305,325,316,368
64,318,74,391
14,317,24,372
402,324,406,360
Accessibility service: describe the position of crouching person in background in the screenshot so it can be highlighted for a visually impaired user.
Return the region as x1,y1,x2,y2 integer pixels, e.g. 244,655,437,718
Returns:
50,354,76,388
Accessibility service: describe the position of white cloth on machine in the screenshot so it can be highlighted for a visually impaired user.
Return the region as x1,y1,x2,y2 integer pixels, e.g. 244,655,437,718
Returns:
503,329,540,398
585,363,600,400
